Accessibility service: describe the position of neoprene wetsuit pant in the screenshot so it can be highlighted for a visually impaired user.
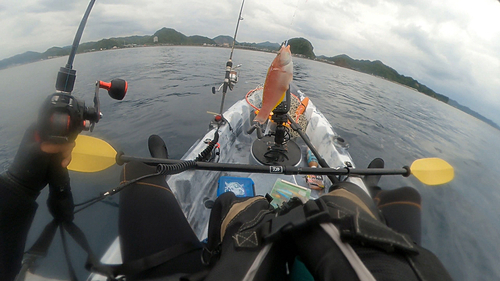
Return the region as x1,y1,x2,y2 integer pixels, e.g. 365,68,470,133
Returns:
373,187,422,245
119,161,204,280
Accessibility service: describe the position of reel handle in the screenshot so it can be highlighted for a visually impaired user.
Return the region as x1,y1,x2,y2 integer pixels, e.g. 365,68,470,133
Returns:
247,123,264,139
99,79,128,100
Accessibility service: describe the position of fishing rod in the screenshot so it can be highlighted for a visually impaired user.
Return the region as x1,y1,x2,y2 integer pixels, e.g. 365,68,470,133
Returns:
286,114,341,185
229,0,245,62
56,0,96,93
39,0,128,144
213,0,246,115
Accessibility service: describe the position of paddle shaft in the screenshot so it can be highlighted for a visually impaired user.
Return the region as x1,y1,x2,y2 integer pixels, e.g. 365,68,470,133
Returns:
118,155,410,177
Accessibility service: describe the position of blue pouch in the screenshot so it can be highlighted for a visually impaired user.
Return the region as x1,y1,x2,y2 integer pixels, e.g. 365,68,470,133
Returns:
217,176,255,197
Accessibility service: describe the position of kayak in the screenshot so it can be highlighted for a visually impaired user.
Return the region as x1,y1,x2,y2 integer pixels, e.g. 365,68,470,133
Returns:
87,82,370,280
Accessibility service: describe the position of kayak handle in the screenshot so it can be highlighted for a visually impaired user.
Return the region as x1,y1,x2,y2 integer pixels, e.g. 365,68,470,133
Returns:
247,123,264,139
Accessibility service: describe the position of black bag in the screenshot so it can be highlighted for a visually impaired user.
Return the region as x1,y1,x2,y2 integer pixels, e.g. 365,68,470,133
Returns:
203,192,293,281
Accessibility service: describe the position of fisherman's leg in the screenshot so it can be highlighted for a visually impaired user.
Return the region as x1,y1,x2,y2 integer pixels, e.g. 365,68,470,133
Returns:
373,186,421,244
293,182,420,281
292,182,400,280
118,159,203,277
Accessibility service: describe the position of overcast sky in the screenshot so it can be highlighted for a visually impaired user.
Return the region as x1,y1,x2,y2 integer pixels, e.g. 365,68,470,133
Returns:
1,0,499,124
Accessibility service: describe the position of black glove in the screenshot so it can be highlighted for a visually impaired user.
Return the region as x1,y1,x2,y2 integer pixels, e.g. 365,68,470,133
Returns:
47,188,74,222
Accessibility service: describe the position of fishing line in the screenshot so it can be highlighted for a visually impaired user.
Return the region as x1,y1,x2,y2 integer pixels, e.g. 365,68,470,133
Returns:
74,172,161,213
74,161,198,213
229,0,246,61
284,0,302,46
219,0,246,115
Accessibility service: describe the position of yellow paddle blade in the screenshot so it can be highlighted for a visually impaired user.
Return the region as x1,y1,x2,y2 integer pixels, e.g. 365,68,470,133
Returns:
410,158,454,185
67,135,117,173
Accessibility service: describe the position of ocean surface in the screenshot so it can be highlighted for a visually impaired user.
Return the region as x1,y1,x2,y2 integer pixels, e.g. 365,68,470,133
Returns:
0,46,499,280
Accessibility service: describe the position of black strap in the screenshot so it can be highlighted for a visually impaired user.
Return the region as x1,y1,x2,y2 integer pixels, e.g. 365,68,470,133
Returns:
102,241,202,277
15,221,59,281
61,222,202,278
60,222,115,279
262,199,331,243
25,220,59,256
19,220,202,280
60,227,78,281
258,197,417,255
406,246,453,281
334,208,418,254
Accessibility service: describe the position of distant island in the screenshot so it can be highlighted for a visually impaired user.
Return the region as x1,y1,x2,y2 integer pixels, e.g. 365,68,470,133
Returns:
1,28,497,130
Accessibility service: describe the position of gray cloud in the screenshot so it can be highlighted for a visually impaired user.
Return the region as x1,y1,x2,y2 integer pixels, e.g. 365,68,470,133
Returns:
26,0,83,12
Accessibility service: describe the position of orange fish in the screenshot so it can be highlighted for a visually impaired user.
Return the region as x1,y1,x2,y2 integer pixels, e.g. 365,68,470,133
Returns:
254,45,293,124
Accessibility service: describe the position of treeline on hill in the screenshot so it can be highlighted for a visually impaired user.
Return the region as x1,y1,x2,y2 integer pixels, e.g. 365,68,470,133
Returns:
0,33,318,69
321,54,449,103
287,38,316,59
237,37,316,58
0,28,219,69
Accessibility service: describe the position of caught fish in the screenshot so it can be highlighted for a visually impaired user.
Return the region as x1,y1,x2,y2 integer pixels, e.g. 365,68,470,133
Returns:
254,45,293,124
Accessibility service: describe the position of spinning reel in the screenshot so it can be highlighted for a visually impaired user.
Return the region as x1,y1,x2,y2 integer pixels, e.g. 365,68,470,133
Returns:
38,75,128,143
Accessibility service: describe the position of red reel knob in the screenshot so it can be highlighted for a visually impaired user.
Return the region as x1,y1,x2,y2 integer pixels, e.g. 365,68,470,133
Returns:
99,79,128,100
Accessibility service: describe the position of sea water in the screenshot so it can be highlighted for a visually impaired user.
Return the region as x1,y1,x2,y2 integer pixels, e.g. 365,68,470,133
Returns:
0,46,499,280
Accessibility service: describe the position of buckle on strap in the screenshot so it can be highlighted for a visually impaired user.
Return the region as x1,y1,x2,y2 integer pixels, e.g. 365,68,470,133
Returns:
263,199,331,242
337,208,418,254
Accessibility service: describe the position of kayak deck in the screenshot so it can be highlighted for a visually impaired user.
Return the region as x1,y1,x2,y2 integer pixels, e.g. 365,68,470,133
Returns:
168,86,368,239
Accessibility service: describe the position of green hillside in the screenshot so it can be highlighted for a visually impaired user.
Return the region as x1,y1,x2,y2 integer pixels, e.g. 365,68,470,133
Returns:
287,38,315,59
321,54,449,103
153,28,187,44
213,35,235,45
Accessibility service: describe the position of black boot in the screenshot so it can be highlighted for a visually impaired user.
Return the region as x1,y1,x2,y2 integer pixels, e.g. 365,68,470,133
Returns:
148,135,169,159
363,158,384,197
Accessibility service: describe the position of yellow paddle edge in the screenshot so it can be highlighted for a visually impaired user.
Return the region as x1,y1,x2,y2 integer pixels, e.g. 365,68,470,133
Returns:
68,135,454,185
67,135,117,173
410,157,454,186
